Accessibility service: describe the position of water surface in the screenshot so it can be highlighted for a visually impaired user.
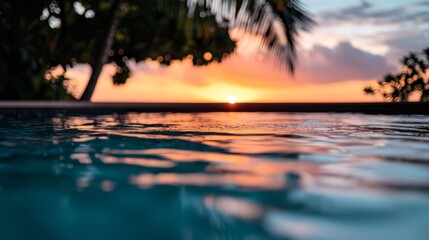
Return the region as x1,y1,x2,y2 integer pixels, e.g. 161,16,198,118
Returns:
1,112,429,239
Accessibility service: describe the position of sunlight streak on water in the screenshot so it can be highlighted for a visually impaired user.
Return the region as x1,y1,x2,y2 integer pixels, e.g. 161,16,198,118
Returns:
1,112,429,239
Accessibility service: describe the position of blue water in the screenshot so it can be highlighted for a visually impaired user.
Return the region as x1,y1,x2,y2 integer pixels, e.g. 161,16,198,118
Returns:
1,112,429,240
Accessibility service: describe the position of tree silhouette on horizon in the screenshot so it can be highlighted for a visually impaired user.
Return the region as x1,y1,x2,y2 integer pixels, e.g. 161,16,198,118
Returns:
364,48,429,102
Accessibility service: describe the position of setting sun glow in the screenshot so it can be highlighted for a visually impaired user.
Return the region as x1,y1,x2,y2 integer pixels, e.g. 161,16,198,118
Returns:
227,96,237,104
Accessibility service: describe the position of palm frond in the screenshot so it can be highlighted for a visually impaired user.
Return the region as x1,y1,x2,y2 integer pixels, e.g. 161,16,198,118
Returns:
186,0,314,74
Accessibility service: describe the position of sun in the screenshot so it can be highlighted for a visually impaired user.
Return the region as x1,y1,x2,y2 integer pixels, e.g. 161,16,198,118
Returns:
227,96,237,104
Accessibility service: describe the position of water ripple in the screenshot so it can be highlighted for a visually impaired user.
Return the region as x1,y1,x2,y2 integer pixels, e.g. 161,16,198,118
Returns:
1,112,429,239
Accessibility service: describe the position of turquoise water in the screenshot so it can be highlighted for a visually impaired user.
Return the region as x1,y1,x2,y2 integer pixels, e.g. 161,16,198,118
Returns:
1,112,429,240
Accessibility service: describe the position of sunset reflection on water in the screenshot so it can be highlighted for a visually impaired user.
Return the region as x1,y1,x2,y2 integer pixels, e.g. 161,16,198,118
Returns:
1,112,429,239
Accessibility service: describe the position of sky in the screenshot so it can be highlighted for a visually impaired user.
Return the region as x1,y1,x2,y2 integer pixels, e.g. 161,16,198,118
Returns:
67,0,429,103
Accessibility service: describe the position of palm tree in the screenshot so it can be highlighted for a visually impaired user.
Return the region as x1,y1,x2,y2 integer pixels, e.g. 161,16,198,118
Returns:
79,0,314,101
80,0,121,101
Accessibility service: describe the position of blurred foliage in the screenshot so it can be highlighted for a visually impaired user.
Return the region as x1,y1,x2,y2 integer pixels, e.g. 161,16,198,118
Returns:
364,48,429,102
0,0,235,100
0,1,74,100
175,0,314,73
0,0,313,100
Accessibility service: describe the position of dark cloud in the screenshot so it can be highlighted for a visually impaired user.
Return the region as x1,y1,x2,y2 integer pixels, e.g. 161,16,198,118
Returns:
385,34,429,51
323,1,372,20
384,33,429,63
417,1,429,6
320,1,429,25
296,41,395,83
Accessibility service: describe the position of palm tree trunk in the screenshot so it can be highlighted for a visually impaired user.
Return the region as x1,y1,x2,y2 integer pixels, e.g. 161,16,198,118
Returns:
80,0,121,101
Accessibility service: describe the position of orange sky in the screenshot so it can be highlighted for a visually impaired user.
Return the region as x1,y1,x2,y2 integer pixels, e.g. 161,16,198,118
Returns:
65,56,383,103
64,35,388,103
63,0,428,103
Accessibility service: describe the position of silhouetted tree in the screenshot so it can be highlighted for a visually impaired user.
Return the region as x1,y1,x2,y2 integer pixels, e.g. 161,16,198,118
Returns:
0,1,75,100
0,1,235,100
81,0,314,101
0,0,314,101
364,48,429,102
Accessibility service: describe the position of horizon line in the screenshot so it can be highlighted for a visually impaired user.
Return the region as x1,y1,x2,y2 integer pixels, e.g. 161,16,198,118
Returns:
0,101,428,115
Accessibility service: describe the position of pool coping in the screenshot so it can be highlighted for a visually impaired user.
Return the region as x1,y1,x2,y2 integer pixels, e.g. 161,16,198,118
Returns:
0,101,428,115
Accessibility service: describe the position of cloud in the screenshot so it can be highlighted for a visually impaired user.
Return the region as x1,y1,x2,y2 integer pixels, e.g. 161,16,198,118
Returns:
311,1,429,66
385,34,429,53
295,41,395,83
66,37,398,104
210,41,396,85
67,42,393,102
322,1,373,21
383,33,429,63
110,41,395,90
320,1,429,25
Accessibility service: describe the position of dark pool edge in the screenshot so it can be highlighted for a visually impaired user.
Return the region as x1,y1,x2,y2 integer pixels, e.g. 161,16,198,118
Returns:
0,101,428,115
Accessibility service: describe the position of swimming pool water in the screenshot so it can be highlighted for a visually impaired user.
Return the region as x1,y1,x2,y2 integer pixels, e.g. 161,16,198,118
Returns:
0,112,428,239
